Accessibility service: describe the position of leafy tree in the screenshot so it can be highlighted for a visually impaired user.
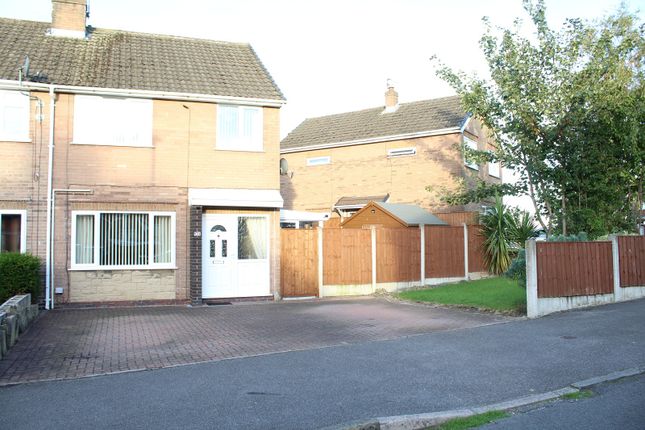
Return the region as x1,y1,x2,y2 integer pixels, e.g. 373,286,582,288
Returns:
432,0,644,238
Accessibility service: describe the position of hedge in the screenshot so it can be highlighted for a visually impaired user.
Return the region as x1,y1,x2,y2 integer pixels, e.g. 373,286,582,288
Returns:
0,252,41,304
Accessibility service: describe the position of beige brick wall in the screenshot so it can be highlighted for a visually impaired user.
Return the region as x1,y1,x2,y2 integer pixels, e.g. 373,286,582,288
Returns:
68,270,176,303
52,0,86,32
0,89,281,304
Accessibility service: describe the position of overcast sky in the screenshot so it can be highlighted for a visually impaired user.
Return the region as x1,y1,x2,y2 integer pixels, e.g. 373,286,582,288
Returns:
1,0,642,212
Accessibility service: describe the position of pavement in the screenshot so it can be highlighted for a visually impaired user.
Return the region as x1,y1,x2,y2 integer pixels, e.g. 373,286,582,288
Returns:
0,297,510,385
0,298,643,430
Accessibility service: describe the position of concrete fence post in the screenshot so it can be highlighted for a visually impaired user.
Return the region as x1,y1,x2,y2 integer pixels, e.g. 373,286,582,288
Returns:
463,224,469,280
318,224,324,298
371,226,377,293
526,239,539,318
610,235,622,302
420,224,426,287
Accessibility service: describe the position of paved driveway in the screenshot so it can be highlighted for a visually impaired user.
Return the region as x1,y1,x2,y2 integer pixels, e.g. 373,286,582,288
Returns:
0,297,511,385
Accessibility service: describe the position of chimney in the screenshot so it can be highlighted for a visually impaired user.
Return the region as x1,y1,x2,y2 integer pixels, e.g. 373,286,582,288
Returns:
50,0,88,38
383,79,399,113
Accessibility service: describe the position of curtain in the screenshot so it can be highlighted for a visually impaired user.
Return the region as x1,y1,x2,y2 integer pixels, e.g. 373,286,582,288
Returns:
238,216,267,259
75,215,94,264
154,215,172,263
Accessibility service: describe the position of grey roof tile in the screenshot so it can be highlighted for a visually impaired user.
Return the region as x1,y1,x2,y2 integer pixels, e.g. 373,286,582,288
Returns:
0,18,284,101
377,202,447,226
281,96,466,150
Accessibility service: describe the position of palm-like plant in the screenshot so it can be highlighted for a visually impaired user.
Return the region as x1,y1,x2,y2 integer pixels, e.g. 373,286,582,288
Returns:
509,210,539,249
480,195,514,275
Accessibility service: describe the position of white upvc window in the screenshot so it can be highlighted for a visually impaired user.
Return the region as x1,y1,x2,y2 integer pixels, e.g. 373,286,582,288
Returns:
71,211,175,270
0,90,30,142
73,95,153,147
464,136,479,170
0,210,27,253
217,105,263,151
387,147,416,158
488,156,501,178
306,156,331,166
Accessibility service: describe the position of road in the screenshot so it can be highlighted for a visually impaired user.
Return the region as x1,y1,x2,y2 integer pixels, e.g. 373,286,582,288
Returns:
0,299,643,429
481,374,645,429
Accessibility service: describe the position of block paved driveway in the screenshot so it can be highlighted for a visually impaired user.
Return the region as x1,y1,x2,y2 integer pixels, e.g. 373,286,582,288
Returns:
0,297,512,385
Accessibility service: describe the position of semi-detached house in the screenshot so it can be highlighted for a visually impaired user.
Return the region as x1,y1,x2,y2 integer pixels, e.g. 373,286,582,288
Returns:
0,0,286,307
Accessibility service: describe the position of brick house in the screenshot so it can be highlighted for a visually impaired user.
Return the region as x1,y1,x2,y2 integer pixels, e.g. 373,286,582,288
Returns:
280,84,501,222
0,0,285,307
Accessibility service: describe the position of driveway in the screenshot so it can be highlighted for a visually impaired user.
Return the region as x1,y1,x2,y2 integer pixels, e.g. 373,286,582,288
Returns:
0,297,510,385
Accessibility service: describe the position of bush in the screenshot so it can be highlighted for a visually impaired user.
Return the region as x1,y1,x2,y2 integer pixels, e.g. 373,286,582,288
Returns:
505,249,526,288
0,253,41,304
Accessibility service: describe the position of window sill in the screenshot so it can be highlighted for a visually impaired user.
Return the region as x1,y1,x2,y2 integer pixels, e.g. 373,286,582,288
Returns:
69,266,178,271
0,137,32,143
465,165,480,171
71,142,154,148
215,147,265,153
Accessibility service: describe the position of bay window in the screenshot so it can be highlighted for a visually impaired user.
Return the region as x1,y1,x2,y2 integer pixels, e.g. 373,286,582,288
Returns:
72,211,175,269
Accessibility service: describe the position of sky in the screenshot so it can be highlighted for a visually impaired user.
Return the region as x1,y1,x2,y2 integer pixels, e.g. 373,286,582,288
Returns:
1,0,642,211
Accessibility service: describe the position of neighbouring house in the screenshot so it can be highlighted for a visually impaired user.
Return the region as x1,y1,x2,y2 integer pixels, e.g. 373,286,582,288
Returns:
0,0,286,307
280,83,502,223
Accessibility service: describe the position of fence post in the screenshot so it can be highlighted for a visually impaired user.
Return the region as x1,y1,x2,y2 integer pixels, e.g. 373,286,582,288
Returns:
371,226,377,293
463,224,469,280
526,239,539,318
420,224,425,286
610,235,622,302
317,224,324,298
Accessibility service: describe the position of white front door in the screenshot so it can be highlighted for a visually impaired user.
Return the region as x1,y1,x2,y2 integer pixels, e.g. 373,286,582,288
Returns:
202,214,270,298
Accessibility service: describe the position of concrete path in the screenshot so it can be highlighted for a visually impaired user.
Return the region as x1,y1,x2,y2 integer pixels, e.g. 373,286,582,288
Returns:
0,299,642,430
0,297,509,384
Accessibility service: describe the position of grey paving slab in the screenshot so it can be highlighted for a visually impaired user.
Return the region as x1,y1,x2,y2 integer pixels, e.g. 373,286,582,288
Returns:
0,297,509,384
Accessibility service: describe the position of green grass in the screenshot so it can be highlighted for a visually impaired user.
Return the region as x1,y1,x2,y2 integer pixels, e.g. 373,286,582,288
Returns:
433,411,510,430
560,389,594,400
399,277,526,314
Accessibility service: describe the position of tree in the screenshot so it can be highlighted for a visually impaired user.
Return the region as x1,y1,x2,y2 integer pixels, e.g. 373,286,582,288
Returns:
432,0,644,238
480,196,514,274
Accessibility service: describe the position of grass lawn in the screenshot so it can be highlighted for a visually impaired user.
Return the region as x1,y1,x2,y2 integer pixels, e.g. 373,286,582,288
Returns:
432,410,510,429
398,277,526,314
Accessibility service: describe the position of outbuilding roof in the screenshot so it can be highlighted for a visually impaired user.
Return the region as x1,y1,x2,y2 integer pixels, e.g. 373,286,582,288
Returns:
0,18,284,101
281,96,466,151
376,202,447,226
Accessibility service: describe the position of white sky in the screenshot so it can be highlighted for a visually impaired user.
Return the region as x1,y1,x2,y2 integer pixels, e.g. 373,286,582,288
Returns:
1,0,642,212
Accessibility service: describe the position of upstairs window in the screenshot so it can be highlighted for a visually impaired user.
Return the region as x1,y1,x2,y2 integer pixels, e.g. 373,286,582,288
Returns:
306,156,331,166
0,210,27,253
217,105,263,151
73,95,153,147
387,147,416,158
488,158,501,178
0,90,30,142
464,136,479,170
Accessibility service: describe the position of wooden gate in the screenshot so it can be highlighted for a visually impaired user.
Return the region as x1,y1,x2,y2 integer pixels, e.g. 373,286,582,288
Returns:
280,229,319,297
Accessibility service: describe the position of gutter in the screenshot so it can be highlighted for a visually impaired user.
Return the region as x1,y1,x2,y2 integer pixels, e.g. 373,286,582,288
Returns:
280,127,462,154
0,80,286,108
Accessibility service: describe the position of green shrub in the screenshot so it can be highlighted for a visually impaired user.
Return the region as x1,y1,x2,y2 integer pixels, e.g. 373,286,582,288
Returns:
0,253,42,304
505,249,526,288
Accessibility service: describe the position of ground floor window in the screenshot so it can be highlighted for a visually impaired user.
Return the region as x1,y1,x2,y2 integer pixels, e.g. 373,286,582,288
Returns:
0,210,26,253
72,211,175,269
238,216,268,259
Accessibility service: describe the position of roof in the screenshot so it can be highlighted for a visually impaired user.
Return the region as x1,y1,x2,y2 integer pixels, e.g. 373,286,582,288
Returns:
334,194,389,209
375,202,447,226
281,96,466,151
0,18,284,101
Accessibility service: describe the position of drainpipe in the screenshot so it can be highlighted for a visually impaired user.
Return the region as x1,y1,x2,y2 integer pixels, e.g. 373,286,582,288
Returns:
44,86,56,310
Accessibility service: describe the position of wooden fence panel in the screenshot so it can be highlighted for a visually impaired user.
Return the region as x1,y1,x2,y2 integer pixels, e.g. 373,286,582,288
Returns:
536,241,613,298
376,228,420,283
280,229,319,297
425,226,465,278
468,225,486,273
618,236,645,287
434,211,480,226
323,228,372,285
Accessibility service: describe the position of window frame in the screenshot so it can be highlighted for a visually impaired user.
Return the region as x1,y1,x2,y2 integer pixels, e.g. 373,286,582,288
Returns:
0,210,27,253
306,156,331,166
387,147,416,158
0,90,31,142
70,210,176,270
236,215,270,261
216,104,264,152
488,153,501,178
463,136,479,171
72,95,153,148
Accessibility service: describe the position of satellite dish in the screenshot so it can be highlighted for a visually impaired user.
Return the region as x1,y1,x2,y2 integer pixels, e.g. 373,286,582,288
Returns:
279,158,289,175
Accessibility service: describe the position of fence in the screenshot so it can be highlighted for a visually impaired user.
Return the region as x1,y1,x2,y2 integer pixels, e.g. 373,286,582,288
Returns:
280,224,488,298
526,235,645,318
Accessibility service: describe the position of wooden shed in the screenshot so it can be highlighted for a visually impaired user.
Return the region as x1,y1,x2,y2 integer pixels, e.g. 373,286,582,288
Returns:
341,201,447,229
